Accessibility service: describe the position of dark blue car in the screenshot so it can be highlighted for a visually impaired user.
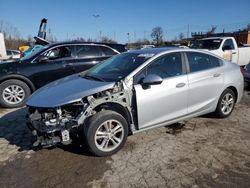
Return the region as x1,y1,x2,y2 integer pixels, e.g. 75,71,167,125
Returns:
0,42,126,108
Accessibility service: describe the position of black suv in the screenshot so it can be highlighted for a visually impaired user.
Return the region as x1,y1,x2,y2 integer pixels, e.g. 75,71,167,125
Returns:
0,42,126,108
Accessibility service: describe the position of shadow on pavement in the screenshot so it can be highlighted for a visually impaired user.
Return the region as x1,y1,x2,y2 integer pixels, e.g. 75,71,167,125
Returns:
0,107,94,156
0,108,33,151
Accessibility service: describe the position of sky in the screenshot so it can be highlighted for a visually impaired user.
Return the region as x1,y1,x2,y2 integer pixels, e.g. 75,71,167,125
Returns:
0,0,250,43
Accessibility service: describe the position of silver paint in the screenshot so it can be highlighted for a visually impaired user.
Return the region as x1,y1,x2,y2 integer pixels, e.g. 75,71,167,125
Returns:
26,74,115,108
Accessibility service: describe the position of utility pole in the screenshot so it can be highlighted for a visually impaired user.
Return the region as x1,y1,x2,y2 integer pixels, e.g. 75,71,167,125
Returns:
99,30,102,41
93,14,101,41
127,32,130,44
187,24,190,38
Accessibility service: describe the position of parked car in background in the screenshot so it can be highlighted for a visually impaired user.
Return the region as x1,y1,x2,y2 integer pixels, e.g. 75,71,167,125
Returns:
191,37,250,66
26,48,243,156
0,42,126,108
22,45,43,57
243,62,250,87
6,49,21,59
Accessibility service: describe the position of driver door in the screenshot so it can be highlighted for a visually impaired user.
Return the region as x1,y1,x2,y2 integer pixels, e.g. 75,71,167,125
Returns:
30,45,75,88
222,39,238,63
134,52,188,129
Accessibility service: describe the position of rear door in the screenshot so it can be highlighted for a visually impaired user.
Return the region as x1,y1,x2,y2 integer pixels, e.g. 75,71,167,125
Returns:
185,52,224,114
72,45,109,73
134,52,188,129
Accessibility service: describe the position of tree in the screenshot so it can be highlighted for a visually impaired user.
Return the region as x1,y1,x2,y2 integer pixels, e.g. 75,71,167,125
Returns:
100,36,117,44
245,23,250,30
207,26,217,34
151,26,164,45
242,23,250,31
46,28,57,42
178,33,185,40
0,20,20,40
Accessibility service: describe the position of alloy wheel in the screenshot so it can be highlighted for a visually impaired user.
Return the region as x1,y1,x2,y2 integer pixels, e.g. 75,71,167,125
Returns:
94,119,124,152
220,93,234,115
2,85,25,105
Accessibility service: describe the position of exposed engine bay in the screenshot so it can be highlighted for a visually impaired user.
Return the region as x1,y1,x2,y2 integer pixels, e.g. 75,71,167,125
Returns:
26,82,135,148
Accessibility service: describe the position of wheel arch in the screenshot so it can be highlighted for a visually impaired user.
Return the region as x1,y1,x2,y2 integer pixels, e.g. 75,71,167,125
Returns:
93,102,133,132
226,86,238,102
0,74,36,93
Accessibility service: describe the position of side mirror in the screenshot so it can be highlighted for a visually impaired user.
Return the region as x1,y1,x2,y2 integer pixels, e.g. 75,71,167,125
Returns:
37,56,49,63
222,45,231,51
142,74,163,86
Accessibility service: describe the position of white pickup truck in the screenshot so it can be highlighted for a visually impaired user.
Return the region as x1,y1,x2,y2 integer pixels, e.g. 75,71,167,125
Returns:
191,37,250,66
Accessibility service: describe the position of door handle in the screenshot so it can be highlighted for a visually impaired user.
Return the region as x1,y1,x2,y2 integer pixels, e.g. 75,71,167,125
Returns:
176,83,186,88
213,73,221,77
232,51,237,54
63,63,73,67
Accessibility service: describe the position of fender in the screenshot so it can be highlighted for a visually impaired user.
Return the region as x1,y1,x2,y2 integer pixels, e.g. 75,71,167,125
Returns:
0,74,36,92
76,91,136,132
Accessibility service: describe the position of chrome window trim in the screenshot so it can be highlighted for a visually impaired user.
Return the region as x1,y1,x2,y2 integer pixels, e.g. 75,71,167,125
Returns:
132,52,186,85
31,43,119,63
183,51,224,74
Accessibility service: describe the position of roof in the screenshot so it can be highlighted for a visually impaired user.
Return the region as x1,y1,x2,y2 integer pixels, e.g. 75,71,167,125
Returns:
200,37,232,40
47,41,126,52
127,47,180,55
48,41,124,47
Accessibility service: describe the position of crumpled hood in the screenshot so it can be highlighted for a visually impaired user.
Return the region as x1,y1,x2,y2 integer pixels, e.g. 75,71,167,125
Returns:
26,74,115,108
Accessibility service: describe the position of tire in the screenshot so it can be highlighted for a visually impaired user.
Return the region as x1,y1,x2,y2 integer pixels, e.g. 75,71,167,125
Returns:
214,89,236,118
0,79,31,108
85,110,128,157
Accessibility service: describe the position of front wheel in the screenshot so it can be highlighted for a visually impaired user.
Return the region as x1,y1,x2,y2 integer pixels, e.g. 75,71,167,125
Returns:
0,79,31,108
214,89,236,118
85,110,128,157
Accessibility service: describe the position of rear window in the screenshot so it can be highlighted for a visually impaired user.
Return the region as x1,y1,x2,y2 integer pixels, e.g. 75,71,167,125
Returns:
12,51,20,55
6,50,11,56
75,45,103,58
187,52,221,72
100,46,117,56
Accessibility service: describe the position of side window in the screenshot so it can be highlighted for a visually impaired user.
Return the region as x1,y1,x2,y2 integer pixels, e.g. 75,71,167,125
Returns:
209,55,222,68
6,50,12,56
222,39,235,50
12,51,19,55
75,45,103,58
186,52,220,73
44,46,73,60
134,53,183,83
100,46,117,56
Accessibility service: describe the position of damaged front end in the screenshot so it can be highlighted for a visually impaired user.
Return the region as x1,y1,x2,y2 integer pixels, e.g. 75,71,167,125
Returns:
27,102,85,147
26,81,134,148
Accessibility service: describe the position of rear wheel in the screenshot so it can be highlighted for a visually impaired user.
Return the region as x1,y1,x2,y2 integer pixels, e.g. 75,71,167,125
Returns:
214,89,236,118
0,79,31,108
85,110,128,157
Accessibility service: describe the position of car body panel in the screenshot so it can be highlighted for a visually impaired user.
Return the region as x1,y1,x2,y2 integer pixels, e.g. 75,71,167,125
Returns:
26,74,115,108
134,74,188,129
243,63,250,86
186,66,224,114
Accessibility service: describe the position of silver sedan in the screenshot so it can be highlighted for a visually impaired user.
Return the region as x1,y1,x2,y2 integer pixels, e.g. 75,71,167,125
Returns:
26,48,244,156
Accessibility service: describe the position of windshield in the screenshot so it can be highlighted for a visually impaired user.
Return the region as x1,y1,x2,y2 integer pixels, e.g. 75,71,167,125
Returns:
191,39,222,50
84,52,154,82
20,45,48,61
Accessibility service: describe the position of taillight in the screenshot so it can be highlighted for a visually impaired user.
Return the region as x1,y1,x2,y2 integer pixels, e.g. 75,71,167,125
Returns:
240,67,245,74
